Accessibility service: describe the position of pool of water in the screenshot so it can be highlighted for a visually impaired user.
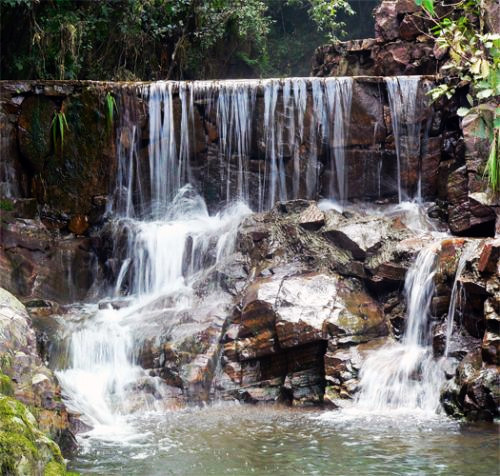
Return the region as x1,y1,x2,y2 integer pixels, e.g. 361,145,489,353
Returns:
69,404,499,475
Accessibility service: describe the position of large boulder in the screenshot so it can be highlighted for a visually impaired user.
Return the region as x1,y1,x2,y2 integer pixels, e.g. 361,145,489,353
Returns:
0,395,69,476
0,288,74,452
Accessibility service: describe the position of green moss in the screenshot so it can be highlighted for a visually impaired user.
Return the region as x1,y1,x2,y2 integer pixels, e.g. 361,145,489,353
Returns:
0,432,39,475
43,460,67,476
0,373,13,396
0,199,14,212
0,396,70,475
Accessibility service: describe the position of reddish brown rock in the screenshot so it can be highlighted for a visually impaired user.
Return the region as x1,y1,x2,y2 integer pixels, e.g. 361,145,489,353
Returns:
374,1,400,42
68,214,89,235
478,239,500,274
17,95,57,173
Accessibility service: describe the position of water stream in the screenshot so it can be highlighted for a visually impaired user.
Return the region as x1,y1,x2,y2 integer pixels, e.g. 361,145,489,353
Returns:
354,245,445,414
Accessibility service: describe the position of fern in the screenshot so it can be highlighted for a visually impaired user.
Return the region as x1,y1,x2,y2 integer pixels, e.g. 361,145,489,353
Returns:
105,92,118,132
51,111,69,155
483,127,499,194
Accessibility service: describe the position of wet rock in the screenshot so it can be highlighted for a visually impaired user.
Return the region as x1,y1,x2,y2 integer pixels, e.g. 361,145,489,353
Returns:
324,337,393,402
432,321,482,359
0,218,97,303
236,381,283,404
283,368,324,406
323,214,389,260
274,273,336,348
133,301,229,403
0,395,70,475
18,95,57,173
297,203,325,230
478,239,500,274
481,331,499,366
68,214,89,235
0,288,74,449
442,349,500,421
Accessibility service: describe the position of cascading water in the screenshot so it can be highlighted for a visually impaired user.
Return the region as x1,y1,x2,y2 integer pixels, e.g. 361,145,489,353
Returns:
444,241,481,357
56,80,253,437
56,76,438,440
354,245,446,413
109,77,354,213
385,76,428,202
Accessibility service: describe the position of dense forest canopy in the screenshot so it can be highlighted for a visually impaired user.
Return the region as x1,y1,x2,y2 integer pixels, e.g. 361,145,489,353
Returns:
0,0,377,80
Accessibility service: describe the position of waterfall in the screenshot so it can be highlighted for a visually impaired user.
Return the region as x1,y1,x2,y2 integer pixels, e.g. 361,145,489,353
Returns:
54,76,430,435
110,78,354,215
385,77,427,202
56,80,256,434
444,241,480,356
355,245,445,413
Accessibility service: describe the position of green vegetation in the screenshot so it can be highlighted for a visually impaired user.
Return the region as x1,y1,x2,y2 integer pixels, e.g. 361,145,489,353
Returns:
0,0,366,80
0,373,13,396
0,395,69,475
0,199,14,212
417,0,500,193
51,111,69,156
105,92,118,133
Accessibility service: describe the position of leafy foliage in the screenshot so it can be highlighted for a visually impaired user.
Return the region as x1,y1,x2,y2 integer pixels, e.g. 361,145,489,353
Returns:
105,92,118,133
417,0,500,193
0,0,359,80
51,111,69,156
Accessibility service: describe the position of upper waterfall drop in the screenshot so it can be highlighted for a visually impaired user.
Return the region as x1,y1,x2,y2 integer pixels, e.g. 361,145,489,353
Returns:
110,77,356,215
385,76,430,203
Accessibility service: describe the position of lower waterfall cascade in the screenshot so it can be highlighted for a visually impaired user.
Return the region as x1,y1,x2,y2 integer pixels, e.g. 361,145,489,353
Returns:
354,244,445,413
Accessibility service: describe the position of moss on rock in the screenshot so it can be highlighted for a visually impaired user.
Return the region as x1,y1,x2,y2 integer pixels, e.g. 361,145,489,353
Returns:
0,372,14,396
0,395,73,476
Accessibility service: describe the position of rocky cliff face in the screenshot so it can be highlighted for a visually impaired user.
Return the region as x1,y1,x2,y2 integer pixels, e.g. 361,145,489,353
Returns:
311,0,439,77
438,238,500,420
91,200,498,420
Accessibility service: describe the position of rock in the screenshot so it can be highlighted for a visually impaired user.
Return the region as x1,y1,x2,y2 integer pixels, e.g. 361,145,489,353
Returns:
324,337,393,400
0,219,97,302
284,368,324,406
274,273,336,348
482,331,499,365
11,199,38,219
442,350,500,421
432,321,481,359
478,239,500,274
0,395,70,476
297,203,324,230
17,96,57,173
0,288,74,450
68,214,89,235
323,217,388,260
374,1,400,42
399,14,424,41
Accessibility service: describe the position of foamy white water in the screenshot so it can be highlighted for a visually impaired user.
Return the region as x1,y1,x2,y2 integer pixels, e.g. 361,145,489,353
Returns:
353,244,446,415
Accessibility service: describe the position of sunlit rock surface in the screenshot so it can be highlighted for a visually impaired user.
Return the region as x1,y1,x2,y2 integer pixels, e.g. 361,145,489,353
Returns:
0,289,74,444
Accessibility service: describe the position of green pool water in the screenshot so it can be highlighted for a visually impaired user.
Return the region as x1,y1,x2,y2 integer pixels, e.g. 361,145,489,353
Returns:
69,404,499,475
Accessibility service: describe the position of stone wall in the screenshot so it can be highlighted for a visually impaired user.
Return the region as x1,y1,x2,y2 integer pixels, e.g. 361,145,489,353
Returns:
310,0,499,236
